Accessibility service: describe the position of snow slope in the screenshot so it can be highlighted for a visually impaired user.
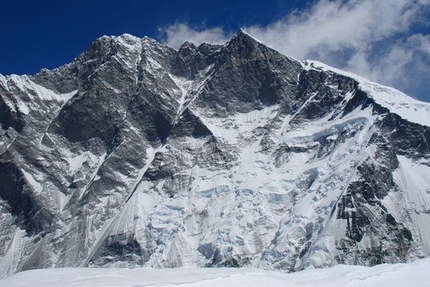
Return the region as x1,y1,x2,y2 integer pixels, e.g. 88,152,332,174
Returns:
305,60,430,127
1,258,429,287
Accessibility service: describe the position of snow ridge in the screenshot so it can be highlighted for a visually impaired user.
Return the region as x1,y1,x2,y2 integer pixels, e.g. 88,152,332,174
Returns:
305,60,430,127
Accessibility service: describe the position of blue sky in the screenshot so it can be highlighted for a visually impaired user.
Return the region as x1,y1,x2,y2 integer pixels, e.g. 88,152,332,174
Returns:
0,0,429,102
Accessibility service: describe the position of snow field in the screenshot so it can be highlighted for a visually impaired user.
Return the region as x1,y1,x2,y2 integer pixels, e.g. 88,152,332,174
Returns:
1,258,429,287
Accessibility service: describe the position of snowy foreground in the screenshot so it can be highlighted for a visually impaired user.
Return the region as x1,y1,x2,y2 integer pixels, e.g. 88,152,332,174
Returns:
1,258,429,287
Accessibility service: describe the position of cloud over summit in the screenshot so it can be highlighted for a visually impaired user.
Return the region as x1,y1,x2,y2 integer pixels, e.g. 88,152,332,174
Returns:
159,24,232,50
159,0,430,102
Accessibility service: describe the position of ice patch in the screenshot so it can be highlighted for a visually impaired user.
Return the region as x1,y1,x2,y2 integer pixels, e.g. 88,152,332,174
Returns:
391,156,430,254
198,105,278,144
21,170,43,194
0,229,26,279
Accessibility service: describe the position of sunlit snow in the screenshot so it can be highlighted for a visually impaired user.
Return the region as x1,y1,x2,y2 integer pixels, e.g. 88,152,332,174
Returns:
305,60,430,127
1,258,429,287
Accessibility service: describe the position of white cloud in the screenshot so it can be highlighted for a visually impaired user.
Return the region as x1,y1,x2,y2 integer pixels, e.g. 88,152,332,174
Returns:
244,0,429,85
159,0,430,101
247,1,413,55
367,33,430,98
159,23,232,49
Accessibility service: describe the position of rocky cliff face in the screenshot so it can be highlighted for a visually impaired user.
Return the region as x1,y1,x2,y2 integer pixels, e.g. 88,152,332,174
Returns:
1,30,430,277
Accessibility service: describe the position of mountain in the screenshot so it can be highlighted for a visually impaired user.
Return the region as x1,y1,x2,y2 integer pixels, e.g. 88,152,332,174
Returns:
0,29,430,277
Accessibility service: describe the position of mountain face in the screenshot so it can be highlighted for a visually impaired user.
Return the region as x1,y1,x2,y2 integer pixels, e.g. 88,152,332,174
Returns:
1,30,430,277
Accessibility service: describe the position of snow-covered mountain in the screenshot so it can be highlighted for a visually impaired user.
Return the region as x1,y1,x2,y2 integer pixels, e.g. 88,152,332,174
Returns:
1,29,430,278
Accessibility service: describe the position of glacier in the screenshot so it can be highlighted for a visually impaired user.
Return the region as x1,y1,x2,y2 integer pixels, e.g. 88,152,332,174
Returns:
0,30,430,278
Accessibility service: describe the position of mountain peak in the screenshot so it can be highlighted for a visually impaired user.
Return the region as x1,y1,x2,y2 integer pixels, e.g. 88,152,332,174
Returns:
229,28,263,45
178,41,197,51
